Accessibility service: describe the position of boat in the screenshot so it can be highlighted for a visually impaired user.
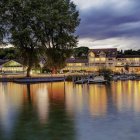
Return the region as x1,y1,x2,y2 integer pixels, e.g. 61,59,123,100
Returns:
112,75,120,81
87,76,107,84
128,75,136,80
120,75,130,81
74,78,87,84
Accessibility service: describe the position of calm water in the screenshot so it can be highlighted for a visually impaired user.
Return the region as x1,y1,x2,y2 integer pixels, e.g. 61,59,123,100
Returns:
0,81,140,140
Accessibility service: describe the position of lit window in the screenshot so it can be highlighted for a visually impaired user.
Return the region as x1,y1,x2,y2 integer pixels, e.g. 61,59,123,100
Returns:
76,63,82,66
95,58,100,61
100,58,106,62
135,58,139,61
67,63,73,66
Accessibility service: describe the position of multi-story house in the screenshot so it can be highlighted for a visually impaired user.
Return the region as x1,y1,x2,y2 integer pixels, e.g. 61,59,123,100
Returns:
88,48,117,71
63,48,140,73
116,55,140,73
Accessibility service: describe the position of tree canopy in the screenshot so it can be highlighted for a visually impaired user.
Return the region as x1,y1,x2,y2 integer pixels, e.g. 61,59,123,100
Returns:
73,46,89,58
1,0,80,76
37,0,80,73
118,49,140,55
0,47,17,59
0,0,7,44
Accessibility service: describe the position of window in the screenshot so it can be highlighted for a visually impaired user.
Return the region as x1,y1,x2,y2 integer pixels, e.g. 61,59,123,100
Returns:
95,58,100,62
76,63,82,66
100,58,106,62
67,63,73,66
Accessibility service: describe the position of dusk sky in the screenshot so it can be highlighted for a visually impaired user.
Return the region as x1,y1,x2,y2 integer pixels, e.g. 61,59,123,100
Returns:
73,0,140,50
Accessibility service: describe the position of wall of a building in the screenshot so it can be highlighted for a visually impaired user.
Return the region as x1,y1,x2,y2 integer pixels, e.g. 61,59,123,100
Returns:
63,50,140,74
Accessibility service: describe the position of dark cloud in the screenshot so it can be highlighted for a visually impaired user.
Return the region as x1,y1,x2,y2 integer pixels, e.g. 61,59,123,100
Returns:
76,0,140,40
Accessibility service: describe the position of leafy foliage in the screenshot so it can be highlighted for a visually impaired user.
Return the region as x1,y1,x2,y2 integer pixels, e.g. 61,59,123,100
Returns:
118,49,140,55
0,47,17,59
45,48,72,73
2,0,80,75
2,0,45,76
73,46,89,58
37,0,80,72
0,0,8,44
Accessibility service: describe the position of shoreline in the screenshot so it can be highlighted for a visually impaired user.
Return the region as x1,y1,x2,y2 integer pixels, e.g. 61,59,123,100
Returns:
0,73,140,84
0,76,66,83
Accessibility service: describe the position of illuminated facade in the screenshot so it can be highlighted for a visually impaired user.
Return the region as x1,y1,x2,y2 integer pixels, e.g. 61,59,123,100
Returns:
0,60,24,73
64,48,140,73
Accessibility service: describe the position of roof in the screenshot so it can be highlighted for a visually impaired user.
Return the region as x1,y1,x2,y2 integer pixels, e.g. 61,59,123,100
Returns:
0,59,23,66
117,55,140,58
89,48,117,57
66,58,88,63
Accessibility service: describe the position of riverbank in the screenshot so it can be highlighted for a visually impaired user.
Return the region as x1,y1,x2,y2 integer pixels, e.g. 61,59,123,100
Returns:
0,73,140,83
0,76,66,83
0,73,89,83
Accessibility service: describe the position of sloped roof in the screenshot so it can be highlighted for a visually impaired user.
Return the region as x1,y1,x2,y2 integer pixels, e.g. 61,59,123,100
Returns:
66,58,88,63
89,48,117,57
0,59,23,66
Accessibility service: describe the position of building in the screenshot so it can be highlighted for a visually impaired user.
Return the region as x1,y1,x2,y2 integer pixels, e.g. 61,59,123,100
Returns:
0,60,24,73
116,55,140,73
65,57,88,72
63,48,140,74
88,48,117,72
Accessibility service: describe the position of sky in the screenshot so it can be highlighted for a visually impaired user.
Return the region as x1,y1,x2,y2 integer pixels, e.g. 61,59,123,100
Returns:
73,0,140,50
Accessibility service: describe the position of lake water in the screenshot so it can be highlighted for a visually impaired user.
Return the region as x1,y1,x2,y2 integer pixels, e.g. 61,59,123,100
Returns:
0,81,140,140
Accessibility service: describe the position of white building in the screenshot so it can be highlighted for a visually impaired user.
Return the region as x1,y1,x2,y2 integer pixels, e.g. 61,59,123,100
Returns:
64,48,140,74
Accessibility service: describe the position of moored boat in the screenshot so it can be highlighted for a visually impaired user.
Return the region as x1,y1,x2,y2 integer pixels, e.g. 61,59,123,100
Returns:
74,79,87,84
112,75,120,81
88,76,107,84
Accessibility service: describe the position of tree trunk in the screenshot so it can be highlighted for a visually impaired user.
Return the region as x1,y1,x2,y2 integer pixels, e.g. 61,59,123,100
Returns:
27,66,32,77
52,68,57,74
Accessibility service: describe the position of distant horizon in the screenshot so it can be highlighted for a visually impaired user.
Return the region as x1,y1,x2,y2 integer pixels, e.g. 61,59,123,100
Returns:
76,46,140,51
1,44,140,51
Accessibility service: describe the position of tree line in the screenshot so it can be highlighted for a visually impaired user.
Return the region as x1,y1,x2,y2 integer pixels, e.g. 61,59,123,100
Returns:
118,49,140,55
0,0,80,76
1,47,140,61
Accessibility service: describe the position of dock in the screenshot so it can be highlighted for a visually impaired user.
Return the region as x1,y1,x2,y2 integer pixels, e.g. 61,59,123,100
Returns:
0,75,66,83
13,77,65,83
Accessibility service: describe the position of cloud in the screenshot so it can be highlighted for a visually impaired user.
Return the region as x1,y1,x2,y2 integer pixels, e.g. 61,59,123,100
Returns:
78,37,140,50
73,0,140,49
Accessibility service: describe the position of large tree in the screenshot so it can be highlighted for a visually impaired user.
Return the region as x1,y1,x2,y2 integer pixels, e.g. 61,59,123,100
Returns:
3,0,80,76
5,0,44,77
37,0,80,73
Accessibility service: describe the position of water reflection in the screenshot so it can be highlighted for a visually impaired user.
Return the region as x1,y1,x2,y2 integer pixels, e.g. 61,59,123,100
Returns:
0,81,140,140
65,84,107,117
27,84,49,124
65,83,86,115
0,83,24,139
88,85,107,117
112,81,140,113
